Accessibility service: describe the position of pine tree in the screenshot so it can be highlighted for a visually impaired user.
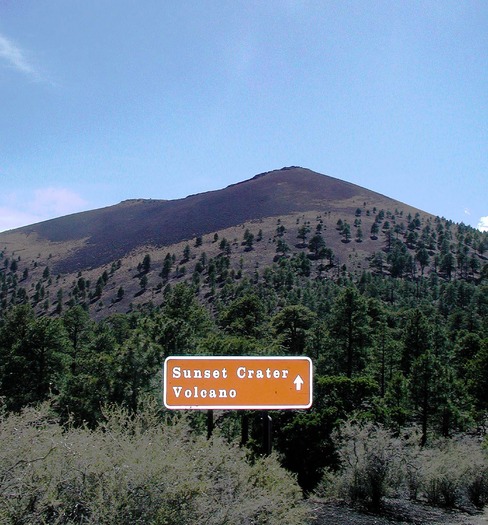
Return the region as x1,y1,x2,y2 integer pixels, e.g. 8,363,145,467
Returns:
329,287,370,377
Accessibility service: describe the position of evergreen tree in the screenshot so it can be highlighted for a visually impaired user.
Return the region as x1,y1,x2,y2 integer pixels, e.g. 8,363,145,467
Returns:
297,225,311,246
308,234,326,258
341,223,351,243
62,306,93,376
243,229,254,251
276,239,290,257
410,348,438,445
220,293,265,338
401,308,431,374
0,306,66,411
356,227,363,243
160,253,173,281
141,253,151,273
329,287,370,377
416,247,430,276
272,305,316,355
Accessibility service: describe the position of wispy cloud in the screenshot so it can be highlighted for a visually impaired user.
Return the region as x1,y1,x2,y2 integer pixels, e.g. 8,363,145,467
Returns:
0,31,39,80
0,188,88,232
478,216,488,232
32,188,87,217
0,206,41,233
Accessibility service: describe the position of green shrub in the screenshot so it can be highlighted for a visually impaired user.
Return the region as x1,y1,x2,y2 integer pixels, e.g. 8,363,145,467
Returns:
329,420,405,511
326,419,488,512
419,437,488,509
0,403,308,524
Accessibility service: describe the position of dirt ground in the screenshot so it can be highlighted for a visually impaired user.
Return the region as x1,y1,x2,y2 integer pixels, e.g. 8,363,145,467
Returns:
307,498,488,525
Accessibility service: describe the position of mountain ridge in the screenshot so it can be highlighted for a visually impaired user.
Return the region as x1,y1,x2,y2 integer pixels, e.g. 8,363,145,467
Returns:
1,166,485,320
4,167,421,274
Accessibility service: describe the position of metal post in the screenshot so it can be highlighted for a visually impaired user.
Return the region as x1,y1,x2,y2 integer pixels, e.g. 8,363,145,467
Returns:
206,409,214,440
262,411,272,455
240,412,249,446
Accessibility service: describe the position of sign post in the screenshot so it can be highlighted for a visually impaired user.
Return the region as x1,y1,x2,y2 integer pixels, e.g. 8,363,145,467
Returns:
163,356,312,410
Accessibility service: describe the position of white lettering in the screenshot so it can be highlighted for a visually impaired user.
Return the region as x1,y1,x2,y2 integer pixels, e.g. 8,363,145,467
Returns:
235,367,290,379
171,385,237,400
172,367,230,379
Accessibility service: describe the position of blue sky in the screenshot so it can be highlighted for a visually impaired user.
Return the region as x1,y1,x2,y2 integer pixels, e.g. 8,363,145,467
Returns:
0,1,487,232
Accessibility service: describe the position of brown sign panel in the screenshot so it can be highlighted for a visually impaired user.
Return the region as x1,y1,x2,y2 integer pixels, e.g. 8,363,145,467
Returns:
164,356,313,410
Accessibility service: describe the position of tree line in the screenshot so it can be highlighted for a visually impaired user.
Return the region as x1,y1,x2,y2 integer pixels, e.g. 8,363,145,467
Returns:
0,249,486,494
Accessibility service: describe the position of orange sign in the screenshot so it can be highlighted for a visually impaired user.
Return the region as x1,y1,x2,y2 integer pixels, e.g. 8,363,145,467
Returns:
163,356,313,410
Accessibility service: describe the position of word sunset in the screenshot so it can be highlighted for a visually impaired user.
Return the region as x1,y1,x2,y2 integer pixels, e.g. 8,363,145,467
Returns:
163,356,312,410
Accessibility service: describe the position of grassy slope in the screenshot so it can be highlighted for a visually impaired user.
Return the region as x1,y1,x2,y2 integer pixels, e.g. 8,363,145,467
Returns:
0,166,474,319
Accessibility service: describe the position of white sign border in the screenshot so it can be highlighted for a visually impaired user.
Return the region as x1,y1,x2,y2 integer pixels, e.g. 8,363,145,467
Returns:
163,355,313,410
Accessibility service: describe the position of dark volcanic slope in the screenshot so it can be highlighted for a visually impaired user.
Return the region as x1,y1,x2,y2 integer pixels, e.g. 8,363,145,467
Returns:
11,167,406,273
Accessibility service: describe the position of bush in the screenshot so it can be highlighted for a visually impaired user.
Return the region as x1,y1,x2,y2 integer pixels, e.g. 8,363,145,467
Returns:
0,403,309,524
329,420,405,511
419,437,488,509
326,419,488,512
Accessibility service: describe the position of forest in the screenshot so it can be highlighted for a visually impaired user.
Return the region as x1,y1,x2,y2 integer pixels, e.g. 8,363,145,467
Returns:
0,212,487,523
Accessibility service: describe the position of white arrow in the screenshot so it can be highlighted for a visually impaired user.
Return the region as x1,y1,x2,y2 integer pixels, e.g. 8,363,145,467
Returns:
294,375,304,391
